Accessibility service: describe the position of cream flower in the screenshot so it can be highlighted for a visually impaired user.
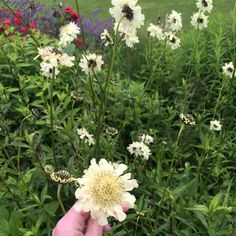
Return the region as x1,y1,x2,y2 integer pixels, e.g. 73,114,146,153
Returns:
100,29,114,47
165,32,181,49
139,134,154,145
109,0,145,34
166,10,183,32
77,128,95,146
196,0,213,13
74,158,138,225
210,120,222,131
40,59,59,78
123,30,139,48
79,53,104,75
127,141,151,160
222,62,234,78
35,47,75,78
191,12,208,30
59,22,80,48
147,23,163,40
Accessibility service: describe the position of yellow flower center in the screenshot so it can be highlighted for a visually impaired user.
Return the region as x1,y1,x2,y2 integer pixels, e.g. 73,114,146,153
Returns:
91,171,124,207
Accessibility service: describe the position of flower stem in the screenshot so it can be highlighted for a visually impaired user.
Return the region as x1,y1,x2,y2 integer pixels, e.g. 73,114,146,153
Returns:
156,124,184,218
94,35,118,157
213,75,228,119
74,0,86,47
17,114,32,171
50,69,56,166
57,184,66,215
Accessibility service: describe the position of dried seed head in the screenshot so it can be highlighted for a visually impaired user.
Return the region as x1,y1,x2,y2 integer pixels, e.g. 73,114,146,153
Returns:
50,170,73,184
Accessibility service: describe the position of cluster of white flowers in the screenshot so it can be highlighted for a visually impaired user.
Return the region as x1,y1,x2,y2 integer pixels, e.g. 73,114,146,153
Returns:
35,47,75,78
74,158,138,225
147,9,182,50
210,120,222,131
77,128,95,146
109,0,145,48
138,133,154,145
59,22,80,48
127,133,153,160
191,0,213,30
222,62,235,78
79,53,104,75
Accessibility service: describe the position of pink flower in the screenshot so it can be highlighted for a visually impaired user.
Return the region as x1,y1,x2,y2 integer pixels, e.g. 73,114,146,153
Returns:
13,17,21,25
4,18,11,26
29,22,36,29
14,11,22,18
21,26,26,32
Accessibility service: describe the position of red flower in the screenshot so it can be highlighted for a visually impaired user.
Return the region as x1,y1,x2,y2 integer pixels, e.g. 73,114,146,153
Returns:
76,36,83,47
13,17,21,25
0,22,4,32
14,11,22,18
64,6,79,23
29,22,36,29
20,26,26,32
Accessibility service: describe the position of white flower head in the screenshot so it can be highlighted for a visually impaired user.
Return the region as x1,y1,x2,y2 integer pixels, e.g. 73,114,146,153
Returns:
40,59,59,78
191,12,208,30
166,10,183,32
100,29,114,47
196,0,213,13
139,134,154,145
127,141,151,160
123,30,139,48
110,0,145,35
147,23,163,40
59,22,80,48
77,128,95,146
165,32,181,50
58,53,75,68
222,62,234,78
210,120,222,131
74,158,138,225
79,53,104,75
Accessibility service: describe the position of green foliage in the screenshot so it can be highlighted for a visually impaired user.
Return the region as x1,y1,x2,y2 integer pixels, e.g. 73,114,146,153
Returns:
1,3,236,236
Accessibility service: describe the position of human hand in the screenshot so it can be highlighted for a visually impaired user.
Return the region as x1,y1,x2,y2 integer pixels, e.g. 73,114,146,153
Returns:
52,202,112,236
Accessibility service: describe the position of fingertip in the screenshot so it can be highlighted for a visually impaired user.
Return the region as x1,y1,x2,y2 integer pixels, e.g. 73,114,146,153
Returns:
104,224,112,233
85,218,103,236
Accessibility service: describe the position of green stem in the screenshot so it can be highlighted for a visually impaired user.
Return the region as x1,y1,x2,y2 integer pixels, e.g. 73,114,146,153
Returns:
17,114,32,171
156,124,185,217
144,41,167,92
213,75,228,119
1,176,21,209
74,0,86,47
50,69,56,166
57,184,66,215
94,36,118,157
